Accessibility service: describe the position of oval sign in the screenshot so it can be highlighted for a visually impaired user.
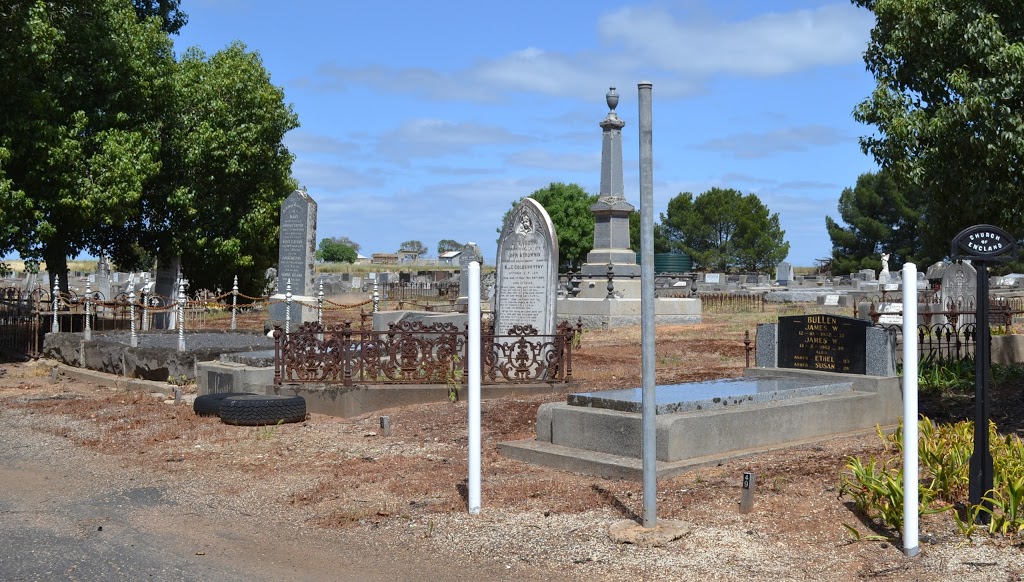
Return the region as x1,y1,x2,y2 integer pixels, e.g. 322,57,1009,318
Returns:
951,224,1018,260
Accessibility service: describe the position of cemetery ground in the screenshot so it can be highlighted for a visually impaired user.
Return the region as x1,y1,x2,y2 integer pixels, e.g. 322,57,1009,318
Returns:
2,305,1024,580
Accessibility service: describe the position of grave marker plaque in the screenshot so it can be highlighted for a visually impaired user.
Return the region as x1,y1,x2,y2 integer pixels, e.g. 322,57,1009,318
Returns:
777,314,868,374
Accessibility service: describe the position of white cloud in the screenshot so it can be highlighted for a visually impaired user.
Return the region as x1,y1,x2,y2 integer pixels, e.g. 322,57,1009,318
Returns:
305,4,870,102
377,119,532,159
698,124,851,159
598,4,872,76
505,150,599,172
285,130,361,156
292,160,381,192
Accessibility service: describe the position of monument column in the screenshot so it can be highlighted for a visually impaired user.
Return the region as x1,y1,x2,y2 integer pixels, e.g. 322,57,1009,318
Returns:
581,87,640,279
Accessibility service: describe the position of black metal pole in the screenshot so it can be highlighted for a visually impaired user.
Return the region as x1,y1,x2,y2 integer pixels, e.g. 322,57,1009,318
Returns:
969,261,993,522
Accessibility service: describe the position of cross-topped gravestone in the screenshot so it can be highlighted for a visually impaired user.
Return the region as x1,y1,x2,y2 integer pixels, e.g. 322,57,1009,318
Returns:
457,242,483,303
494,198,558,336
270,190,317,324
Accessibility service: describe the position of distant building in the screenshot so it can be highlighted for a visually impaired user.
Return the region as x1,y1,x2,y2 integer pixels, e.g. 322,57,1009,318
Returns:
397,250,422,263
439,250,461,265
371,253,398,265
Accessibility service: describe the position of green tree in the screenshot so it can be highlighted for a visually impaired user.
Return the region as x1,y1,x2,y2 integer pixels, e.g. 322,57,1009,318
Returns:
331,236,360,253
140,42,299,295
0,0,174,290
437,239,463,255
399,240,426,255
317,238,357,263
826,170,925,276
501,182,597,269
853,0,1024,259
628,211,671,254
661,188,788,272
131,0,187,34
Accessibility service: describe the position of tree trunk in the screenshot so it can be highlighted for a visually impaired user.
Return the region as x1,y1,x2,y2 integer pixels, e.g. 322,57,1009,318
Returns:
44,246,69,295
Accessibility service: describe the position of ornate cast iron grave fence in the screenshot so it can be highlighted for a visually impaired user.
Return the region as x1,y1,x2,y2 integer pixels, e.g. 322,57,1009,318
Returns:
274,320,581,387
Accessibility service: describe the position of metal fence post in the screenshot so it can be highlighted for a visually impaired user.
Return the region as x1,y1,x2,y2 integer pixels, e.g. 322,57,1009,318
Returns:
84,280,92,341
231,275,238,330
177,281,185,352
285,280,292,334
317,278,324,326
51,278,59,333
129,287,138,348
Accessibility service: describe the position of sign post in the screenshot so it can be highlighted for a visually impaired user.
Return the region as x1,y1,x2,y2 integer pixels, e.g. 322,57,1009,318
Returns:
950,224,1018,520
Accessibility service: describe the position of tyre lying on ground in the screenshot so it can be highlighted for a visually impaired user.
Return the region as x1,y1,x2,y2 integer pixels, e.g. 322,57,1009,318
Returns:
218,394,307,426
193,392,257,417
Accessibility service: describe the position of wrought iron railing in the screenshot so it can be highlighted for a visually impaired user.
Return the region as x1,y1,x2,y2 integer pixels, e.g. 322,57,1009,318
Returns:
274,319,581,386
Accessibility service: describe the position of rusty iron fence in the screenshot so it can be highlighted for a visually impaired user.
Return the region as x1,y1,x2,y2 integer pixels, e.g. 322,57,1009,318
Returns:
0,288,48,358
274,319,582,387
699,292,765,314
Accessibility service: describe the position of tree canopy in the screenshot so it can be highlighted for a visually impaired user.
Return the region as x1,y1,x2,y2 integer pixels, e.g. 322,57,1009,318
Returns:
853,0,1024,258
142,42,298,295
399,240,426,255
317,238,357,263
131,0,187,34
437,239,463,255
502,182,596,269
661,188,788,272
629,211,670,254
0,0,175,290
0,3,297,295
826,170,924,275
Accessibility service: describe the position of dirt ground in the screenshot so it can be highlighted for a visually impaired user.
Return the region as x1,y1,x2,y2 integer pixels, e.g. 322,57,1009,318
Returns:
2,306,1023,580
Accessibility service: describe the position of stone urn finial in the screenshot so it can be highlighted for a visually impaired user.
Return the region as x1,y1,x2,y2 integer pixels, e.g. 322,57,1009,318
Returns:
606,86,619,111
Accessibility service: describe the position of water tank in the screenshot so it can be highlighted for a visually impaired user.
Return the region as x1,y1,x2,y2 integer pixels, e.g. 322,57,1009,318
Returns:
634,252,693,273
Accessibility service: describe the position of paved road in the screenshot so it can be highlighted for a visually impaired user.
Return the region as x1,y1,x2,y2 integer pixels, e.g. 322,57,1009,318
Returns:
0,417,529,582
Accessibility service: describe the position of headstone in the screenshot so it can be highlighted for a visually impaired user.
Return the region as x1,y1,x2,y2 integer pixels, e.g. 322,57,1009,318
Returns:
876,303,902,325
705,273,721,284
775,261,793,284
270,190,317,324
494,198,558,337
153,256,181,329
941,260,977,313
859,269,877,282
778,315,869,374
458,242,483,302
823,294,840,307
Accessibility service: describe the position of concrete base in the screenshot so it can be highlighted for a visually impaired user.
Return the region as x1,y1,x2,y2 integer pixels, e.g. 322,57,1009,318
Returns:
498,368,902,480
198,360,275,395
271,382,559,418
992,334,1024,365
557,297,701,329
197,358,562,418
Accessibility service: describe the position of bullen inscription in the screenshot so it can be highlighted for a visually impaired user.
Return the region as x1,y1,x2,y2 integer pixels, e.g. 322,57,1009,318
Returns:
777,315,868,374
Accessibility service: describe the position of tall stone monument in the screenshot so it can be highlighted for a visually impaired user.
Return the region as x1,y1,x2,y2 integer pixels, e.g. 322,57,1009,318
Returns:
494,199,558,337
270,190,317,325
581,87,639,280
555,86,701,328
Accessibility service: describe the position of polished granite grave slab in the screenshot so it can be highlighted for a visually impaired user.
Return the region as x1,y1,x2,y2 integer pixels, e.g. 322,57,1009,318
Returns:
567,376,853,414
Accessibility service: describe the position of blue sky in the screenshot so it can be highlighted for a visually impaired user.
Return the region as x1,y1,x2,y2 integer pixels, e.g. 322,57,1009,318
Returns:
175,0,879,267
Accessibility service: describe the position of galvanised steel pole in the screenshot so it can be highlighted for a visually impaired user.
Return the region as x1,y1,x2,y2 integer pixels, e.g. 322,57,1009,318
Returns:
638,81,657,528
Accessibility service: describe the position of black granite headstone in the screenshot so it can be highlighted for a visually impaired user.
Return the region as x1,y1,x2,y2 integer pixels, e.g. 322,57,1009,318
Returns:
777,314,868,374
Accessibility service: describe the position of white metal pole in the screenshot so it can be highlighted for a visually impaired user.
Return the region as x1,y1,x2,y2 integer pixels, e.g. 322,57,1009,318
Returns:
902,262,919,557
468,260,482,514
